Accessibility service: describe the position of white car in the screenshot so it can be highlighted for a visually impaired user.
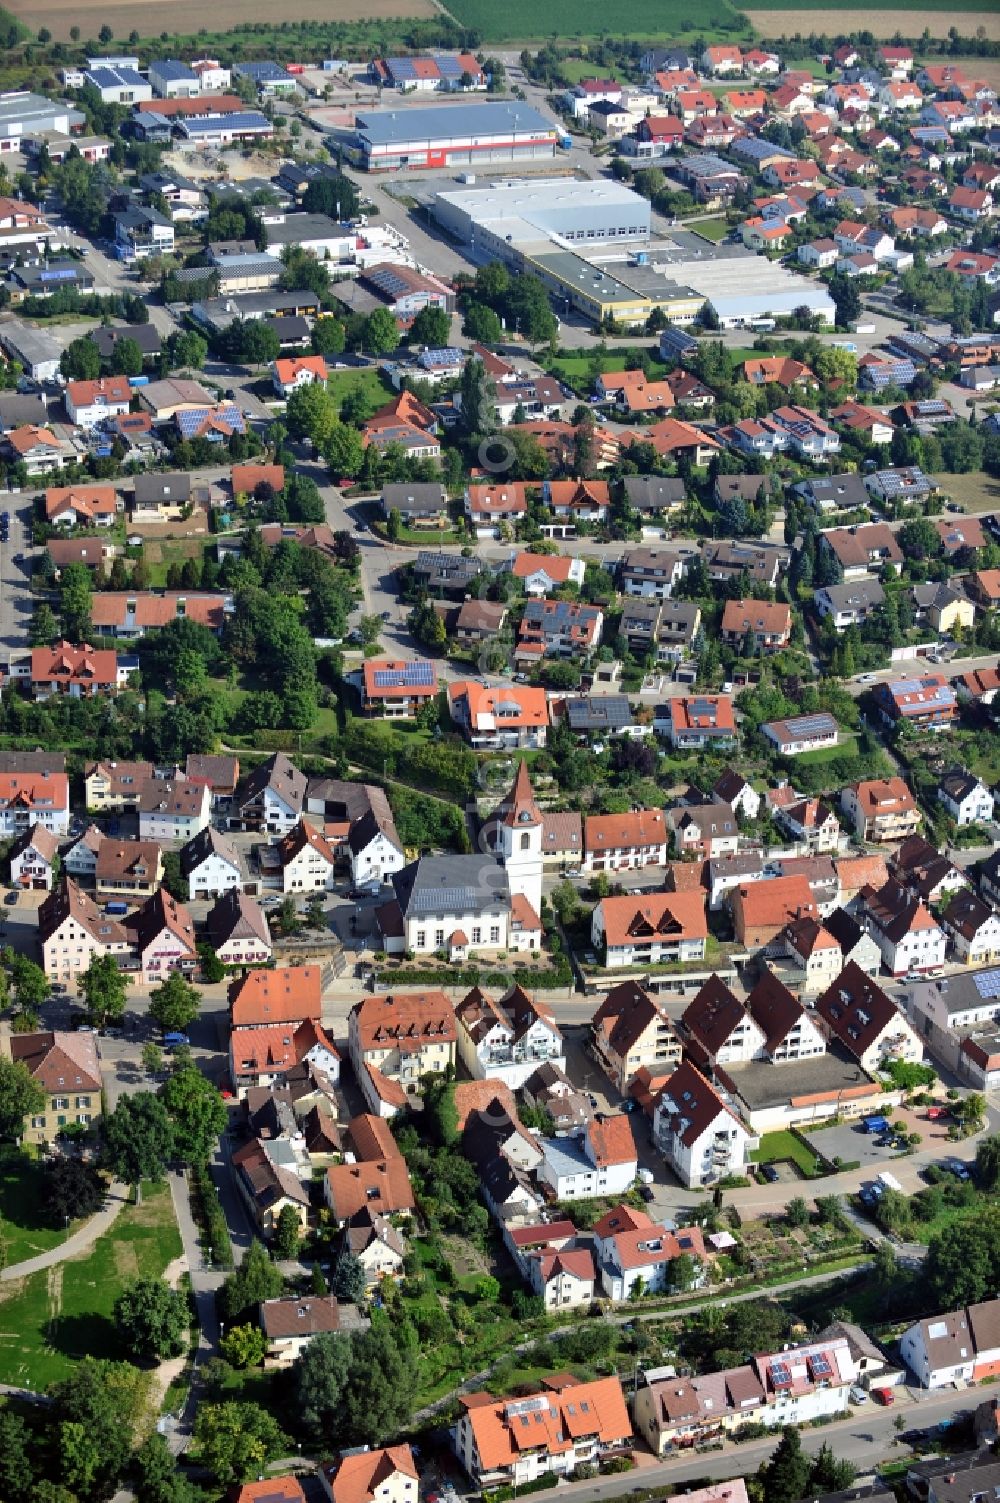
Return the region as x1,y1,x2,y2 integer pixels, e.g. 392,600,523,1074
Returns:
849,1386,869,1404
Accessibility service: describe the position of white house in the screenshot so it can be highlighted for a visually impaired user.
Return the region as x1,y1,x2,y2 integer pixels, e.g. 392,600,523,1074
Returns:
62,823,103,882
525,1246,596,1310
593,1204,706,1300
138,778,211,843
652,1059,750,1188
901,1309,976,1389
232,752,307,835
538,1115,638,1202
861,877,948,977
455,982,565,1090
180,825,243,900
941,890,1000,966
938,768,994,827
65,375,132,429
815,961,926,1071
275,819,336,893
9,823,59,890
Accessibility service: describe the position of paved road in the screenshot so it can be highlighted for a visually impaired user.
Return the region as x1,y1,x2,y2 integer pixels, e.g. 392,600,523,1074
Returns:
0,497,37,654
0,1178,129,1282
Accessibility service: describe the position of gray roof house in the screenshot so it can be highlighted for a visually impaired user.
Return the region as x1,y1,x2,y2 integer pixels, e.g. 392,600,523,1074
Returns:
380,482,448,523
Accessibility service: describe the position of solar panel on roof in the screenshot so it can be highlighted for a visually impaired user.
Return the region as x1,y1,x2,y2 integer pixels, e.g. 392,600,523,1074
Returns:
783,713,836,736
809,1353,833,1378
373,662,434,689
974,969,1000,1000
770,1362,793,1387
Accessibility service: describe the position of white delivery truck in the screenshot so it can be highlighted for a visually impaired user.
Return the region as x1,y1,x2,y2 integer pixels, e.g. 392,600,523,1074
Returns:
877,1170,903,1194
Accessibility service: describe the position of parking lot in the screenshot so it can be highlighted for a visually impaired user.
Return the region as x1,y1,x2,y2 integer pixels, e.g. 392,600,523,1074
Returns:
801,1102,959,1173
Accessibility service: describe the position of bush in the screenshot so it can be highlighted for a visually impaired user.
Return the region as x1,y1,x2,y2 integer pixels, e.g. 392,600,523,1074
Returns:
190,1161,233,1270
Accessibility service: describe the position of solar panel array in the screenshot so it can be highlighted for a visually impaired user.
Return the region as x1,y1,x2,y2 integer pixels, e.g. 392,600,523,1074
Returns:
781,712,837,738
770,1361,793,1388
373,661,435,689
367,266,412,298
809,1353,833,1378
974,969,1000,1000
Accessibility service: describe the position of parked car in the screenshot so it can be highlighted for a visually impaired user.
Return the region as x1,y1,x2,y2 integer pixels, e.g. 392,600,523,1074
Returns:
761,1164,780,1184
162,1031,190,1047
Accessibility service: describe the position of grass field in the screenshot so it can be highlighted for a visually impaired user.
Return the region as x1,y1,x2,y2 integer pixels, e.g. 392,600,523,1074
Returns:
794,731,859,765
0,1180,181,1391
690,217,732,243
326,368,394,421
743,7,1000,41
935,471,1000,514
445,0,744,42
0,1149,74,1271
750,1130,820,1177
4,0,436,41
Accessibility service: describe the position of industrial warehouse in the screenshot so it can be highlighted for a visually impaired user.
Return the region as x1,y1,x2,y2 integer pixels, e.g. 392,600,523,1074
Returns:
342,101,559,172
427,175,835,329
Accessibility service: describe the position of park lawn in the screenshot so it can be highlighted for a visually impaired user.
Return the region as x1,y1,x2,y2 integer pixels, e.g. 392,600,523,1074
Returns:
690,217,732,243
935,472,1000,515
0,1180,182,1391
794,731,859,765
0,1148,75,1270
325,368,394,419
750,1130,819,1176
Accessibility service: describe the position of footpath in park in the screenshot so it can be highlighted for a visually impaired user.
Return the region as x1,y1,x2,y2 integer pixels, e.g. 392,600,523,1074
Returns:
0,1180,129,1282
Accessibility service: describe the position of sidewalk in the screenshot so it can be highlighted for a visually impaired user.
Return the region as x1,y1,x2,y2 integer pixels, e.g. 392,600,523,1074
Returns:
0,1180,129,1283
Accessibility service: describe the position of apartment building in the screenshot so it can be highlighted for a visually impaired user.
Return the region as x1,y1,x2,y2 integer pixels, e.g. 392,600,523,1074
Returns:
841,777,921,843
349,991,458,1118
6,1030,101,1145
590,980,682,1093
455,983,565,1089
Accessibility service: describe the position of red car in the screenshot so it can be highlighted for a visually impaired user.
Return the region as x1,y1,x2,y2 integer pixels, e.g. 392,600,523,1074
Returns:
926,1106,950,1121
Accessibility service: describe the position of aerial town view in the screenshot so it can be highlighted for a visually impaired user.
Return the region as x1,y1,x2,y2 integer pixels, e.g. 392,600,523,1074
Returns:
0,0,1000,1498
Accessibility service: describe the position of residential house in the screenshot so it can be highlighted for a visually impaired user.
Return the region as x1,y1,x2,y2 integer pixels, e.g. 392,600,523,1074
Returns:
453,1375,632,1487
668,804,739,860
273,819,336,894
583,809,671,873
824,906,883,978
891,834,967,906
841,777,920,843
31,641,134,700
872,675,958,732
516,600,603,661
590,980,682,1093
941,890,1000,966
82,760,151,813
340,1210,407,1291
455,984,564,1089
861,876,947,976
774,796,841,854
349,990,458,1117
512,552,585,596
322,1447,418,1503
912,582,975,635
901,1307,979,1388
664,695,736,750
539,1115,639,1201
44,482,118,528
137,778,211,843
593,1206,706,1299
5,1030,101,1144
95,839,163,904
232,1138,310,1237
323,1125,415,1225
712,769,761,821
9,823,59,889
38,877,131,981
180,825,243,899
231,752,307,834
65,375,131,429
377,855,533,962
618,546,688,600
206,890,272,968
591,891,708,970
465,482,527,536
380,482,447,528
361,658,438,718
814,579,886,631
720,598,792,652
4,425,73,476
652,1059,750,1188
938,768,994,827
544,479,611,524
447,681,548,751
730,874,818,949
762,713,839,757
126,888,197,984
819,523,903,579
0,769,69,837
782,915,845,994
260,1295,365,1364
815,961,925,1069
62,823,104,883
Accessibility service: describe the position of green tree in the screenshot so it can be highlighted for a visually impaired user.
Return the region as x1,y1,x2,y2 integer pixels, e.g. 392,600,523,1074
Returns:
785,1195,809,1228
102,1092,174,1200
133,1433,198,1503
148,971,199,1035
166,330,207,372
363,307,400,356
311,315,346,358
285,380,336,444
80,953,127,1027
0,1408,36,1503
0,1055,45,1139
7,952,49,1013
193,1402,286,1485
44,1155,104,1223
809,1443,855,1493
218,1238,283,1325
975,1135,1000,1192
272,1203,302,1260
323,420,364,478
462,301,502,344
50,1357,142,1500
28,601,58,645
59,560,93,640
291,1330,353,1445
951,1092,986,1133
899,517,941,560
142,1042,164,1076
114,1277,188,1360
60,335,101,381
302,172,359,220
342,1322,419,1444
331,1250,367,1303
409,304,451,347
758,1426,811,1503
220,1323,267,1369
109,337,144,378
386,507,401,542
459,355,497,435
159,1065,227,1164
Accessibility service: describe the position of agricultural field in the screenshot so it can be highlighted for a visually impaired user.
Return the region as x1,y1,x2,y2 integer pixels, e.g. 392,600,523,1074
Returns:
935,470,1000,514
444,0,745,43
743,6,1000,41
4,0,437,42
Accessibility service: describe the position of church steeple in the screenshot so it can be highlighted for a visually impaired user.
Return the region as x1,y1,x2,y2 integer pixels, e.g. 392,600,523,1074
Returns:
497,759,542,829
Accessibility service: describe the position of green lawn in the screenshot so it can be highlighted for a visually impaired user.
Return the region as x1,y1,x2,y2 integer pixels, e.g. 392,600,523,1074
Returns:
0,1148,74,1270
793,731,859,765
325,368,394,420
545,351,671,389
0,1180,182,1391
750,1131,820,1177
445,0,741,40
140,536,209,589
689,217,732,243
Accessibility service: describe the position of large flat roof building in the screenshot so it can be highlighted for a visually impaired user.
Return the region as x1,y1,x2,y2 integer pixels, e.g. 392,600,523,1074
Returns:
348,101,558,171
0,91,85,148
